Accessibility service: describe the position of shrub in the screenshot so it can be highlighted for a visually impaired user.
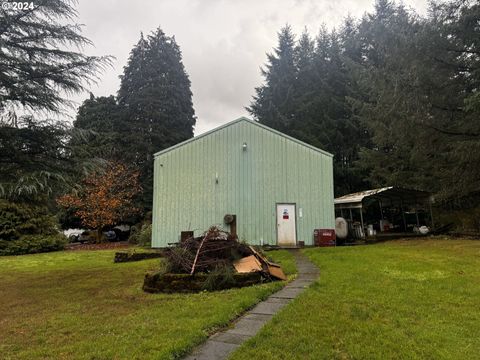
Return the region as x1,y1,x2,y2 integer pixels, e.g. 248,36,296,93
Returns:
128,223,152,247
128,225,139,244
0,234,67,256
435,205,480,233
164,247,194,273
202,264,237,291
0,200,58,240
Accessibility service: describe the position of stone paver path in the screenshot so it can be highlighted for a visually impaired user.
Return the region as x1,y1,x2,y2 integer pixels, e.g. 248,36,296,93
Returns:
184,250,319,360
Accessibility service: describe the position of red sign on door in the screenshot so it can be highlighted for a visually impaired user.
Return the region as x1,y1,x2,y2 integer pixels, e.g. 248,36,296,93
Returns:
282,209,289,220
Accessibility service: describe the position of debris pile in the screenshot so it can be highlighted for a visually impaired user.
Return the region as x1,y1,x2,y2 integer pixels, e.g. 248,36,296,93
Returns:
144,226,286,293
165,226,286,280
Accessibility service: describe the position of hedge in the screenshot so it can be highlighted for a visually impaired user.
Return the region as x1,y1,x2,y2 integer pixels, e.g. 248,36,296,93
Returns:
0,200,58,240
0,234,67,256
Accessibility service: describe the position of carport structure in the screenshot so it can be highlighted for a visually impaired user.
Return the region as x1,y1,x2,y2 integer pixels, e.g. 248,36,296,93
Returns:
334,187,434,237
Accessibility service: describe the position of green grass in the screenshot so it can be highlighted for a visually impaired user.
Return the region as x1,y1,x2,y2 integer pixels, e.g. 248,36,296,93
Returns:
0,248,295,360
229,238,480,360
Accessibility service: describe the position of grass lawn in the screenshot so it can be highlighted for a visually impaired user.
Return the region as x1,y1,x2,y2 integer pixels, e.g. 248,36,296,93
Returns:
0,248,295,360
230,238,480,360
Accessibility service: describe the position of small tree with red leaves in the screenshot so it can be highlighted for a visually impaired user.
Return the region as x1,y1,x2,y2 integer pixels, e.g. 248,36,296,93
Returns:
57,162,141,242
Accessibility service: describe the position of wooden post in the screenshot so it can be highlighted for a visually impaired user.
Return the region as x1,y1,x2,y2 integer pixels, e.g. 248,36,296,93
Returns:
415,207,420,227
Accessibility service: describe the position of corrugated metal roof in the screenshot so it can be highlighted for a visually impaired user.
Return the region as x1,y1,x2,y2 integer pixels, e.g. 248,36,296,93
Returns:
334,187,393,204
153,117,334,158
334,187,431,205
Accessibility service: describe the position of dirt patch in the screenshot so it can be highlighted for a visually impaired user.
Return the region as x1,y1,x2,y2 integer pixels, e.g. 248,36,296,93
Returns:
66,241,131,251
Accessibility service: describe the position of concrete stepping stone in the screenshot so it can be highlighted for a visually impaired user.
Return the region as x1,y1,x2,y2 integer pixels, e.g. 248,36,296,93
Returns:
211,331,251,345
182,250,318,360
249,300,288,315
184,340,238,360
269,286,304,299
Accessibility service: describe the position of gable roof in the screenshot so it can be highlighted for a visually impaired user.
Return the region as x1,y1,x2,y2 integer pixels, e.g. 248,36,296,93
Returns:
154,116,333,158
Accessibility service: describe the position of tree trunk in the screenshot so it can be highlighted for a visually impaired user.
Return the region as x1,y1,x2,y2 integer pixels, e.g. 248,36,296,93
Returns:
96,229,102,243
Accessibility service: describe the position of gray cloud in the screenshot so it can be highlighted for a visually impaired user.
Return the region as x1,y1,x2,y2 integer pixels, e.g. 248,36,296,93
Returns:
74,0,428,135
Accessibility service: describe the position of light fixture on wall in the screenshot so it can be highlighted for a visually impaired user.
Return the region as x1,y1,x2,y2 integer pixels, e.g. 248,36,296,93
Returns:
215,172,219,184
242,142,247,151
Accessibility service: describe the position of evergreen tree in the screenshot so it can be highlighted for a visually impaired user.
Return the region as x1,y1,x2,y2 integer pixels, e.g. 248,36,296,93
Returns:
249,24,370,195
0,0,111,113
0,0,111,205
249,0,479,206
351,0,480,201
295,30,315,81
248,25,297,133
419,0,480,200
72,94,120,160
288,29,317,144
0,116,95,202
117,28,196,209
350,0,427,190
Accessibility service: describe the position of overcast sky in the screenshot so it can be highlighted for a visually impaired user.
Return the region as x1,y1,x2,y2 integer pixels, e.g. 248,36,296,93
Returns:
75,0,427,135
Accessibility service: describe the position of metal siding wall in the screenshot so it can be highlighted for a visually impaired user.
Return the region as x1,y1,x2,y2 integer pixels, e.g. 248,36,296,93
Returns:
152,120,334,247
152,159,159,246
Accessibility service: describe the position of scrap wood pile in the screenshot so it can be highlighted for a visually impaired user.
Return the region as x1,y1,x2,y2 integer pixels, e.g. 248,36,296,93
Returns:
165,226,286,281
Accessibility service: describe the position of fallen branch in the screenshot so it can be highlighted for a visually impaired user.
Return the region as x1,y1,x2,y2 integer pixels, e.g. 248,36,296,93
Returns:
190,232,208,275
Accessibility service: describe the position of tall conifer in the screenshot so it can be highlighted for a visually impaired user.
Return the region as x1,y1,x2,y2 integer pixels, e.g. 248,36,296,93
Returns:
117,29,196,208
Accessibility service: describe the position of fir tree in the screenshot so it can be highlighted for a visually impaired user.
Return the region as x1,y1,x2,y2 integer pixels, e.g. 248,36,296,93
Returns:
350,0,480,202
249,0,479,206
117,28,196,209
249,24,370,195
248,25,297,133
71,94,120,160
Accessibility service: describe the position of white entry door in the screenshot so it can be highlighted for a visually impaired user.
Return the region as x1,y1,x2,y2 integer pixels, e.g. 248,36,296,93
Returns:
277,204,297,247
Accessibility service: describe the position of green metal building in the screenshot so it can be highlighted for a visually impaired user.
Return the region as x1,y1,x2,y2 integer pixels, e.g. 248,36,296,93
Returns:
152,117,334,248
